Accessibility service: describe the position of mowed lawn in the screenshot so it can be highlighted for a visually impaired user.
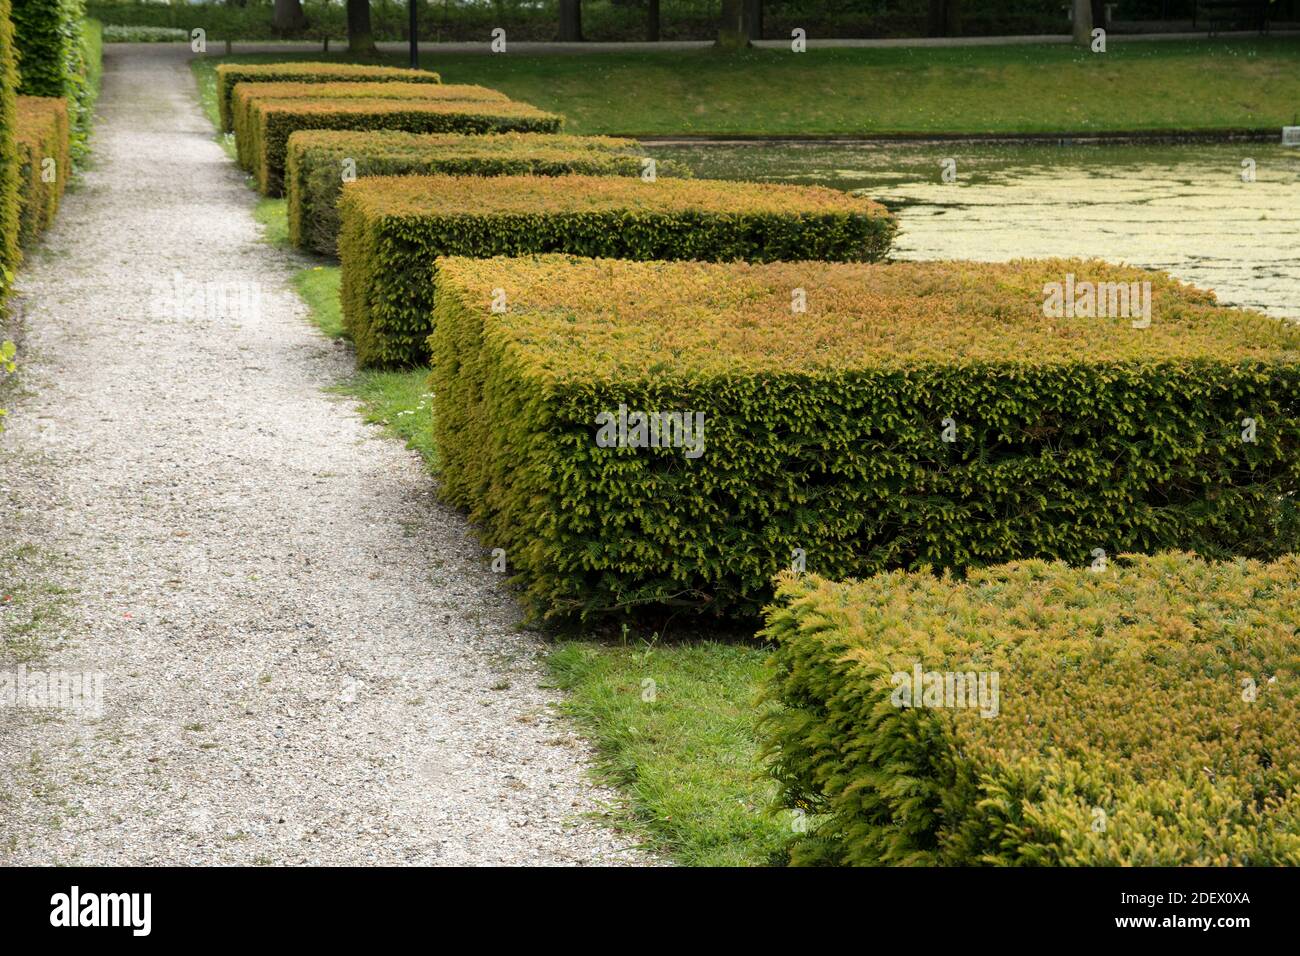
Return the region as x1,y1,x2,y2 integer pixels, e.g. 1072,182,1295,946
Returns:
194,37,1300,136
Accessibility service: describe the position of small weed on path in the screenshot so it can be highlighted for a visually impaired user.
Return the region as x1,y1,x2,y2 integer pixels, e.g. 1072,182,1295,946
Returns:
0,545,73,664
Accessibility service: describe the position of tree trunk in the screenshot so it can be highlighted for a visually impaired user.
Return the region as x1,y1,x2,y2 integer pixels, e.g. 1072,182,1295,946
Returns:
273,0,307,34
945,0,962,36
559,0,583,42
646,0,659,41
347,0,377,55
928,0,945,36
1072,0,1093,44
743,0,762,40
717,0,747,49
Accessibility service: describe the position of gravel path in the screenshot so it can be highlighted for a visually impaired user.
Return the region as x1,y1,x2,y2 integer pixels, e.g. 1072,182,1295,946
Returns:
0,45,646,866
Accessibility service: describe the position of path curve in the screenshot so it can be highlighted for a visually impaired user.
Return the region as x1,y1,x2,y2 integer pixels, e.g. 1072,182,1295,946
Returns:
0,44,646,866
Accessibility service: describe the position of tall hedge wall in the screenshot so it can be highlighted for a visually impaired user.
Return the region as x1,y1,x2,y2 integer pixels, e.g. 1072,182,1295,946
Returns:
428,254,1300,623
286,130,691,257
12,0,94,165
758,554,1300,865
340,175,896,366
0,0,20,297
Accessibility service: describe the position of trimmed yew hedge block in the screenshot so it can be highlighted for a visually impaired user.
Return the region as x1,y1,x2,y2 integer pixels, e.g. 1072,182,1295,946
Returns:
340,175,896,366
215,61,441,132
15,95,68,246
231,81,508,170
286,130,691,257
429,255,1300,623
758,554,1300,865
243,98,563,196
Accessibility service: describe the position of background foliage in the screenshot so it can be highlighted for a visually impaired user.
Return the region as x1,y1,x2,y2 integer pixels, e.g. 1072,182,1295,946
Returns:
87,1,1300,42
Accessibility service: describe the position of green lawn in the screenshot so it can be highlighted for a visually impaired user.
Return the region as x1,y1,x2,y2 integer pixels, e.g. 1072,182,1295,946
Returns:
550,639,783,866
192,37,1300,136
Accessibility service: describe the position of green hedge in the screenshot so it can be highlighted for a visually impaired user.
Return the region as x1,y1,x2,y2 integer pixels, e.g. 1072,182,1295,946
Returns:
287,129,692,257
428,254,1300,623
15,93,67,245
0,0,20,298
12,0,96,166
231,80,507,171
214,61,441,132
241,96,562,196
758,553,1300,865
341,176,895,367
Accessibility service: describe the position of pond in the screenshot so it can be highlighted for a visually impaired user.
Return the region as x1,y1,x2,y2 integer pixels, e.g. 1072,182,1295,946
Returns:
650,140,1300,320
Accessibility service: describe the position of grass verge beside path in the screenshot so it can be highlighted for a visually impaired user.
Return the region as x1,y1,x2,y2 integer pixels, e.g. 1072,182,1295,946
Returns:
549,639,783,866
192,38,1300,137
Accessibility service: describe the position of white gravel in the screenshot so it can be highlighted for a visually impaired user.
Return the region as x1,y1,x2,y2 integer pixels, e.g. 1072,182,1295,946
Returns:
0,44,648,866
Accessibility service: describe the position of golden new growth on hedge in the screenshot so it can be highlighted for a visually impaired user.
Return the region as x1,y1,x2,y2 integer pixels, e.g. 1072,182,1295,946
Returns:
339,175,895,366
286,129,692,257
242,98,563,196
230,81,508,169
214,61,441,132
758,553,1300,865
428,255,1300,623
15,95,68,248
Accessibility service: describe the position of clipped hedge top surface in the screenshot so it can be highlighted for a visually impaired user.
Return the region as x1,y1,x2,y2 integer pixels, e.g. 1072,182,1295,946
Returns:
233,81,507,106
216,62,441,83
287,128,641,158
352,172,885,219
433,255,1300,376
252,97,561,124
768,551,1300,795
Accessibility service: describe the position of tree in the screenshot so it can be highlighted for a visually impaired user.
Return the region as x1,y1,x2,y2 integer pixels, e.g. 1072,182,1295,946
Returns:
273,0,307,34
928,0,962,37
743,0,762,40
1091,0,1107,31
347,0,376,55
946,0,962,37
717,0,747,49
646,0,659,42
559,0,582,41
1072,0,1093,44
